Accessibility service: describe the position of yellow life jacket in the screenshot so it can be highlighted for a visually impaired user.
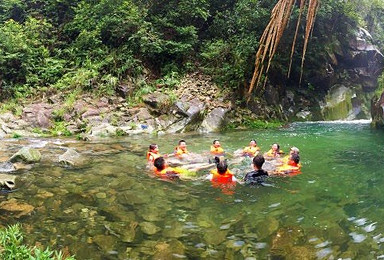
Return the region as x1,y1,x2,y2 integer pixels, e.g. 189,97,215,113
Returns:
210,145,224,155
243,146,260,156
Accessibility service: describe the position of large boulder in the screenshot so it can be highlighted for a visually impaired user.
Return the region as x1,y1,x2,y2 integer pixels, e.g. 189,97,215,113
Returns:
59,148,84,166
200,107,230,132
22,103,53,129
10,147,41,163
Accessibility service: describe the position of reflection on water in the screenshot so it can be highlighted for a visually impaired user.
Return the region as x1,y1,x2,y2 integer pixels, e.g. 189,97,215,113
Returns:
1,121,384,259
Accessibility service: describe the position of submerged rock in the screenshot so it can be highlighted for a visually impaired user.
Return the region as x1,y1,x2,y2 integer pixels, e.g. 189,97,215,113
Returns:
140,222,161,235
0,198,34,218
10,147,41,163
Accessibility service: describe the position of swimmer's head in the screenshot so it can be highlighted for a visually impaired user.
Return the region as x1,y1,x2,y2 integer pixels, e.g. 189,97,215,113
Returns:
149,144,158,151
290,147,299,155
212,139,220,147
154,157,166,170
253,155,265,169
250,139,257,146
178,140,187,149
272,143,280,151
290,154,300,164
216,160,228,174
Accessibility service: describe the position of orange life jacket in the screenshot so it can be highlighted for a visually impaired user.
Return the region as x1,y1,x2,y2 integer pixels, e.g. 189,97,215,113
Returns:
210,145,224,155
146,151,160,163
210,169,234,183
243,146,260,156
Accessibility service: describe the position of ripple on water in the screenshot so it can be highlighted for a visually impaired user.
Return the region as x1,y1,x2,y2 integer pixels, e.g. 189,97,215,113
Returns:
363,222,376,233
316,248,332,259
349,232,366,243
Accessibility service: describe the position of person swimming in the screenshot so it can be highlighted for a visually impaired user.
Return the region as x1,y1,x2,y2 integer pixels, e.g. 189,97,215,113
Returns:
242,139,260,157
281,146,300,164
207,156,237,183
243,155,269,185
153,157,182,179
210,139,225,156
276,153,301,175
174,139,188,157
146,144,161,163
264,143,284,159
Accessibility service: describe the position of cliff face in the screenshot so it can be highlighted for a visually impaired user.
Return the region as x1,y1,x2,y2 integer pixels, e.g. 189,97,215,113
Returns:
371,91,384,128
265,27,384,122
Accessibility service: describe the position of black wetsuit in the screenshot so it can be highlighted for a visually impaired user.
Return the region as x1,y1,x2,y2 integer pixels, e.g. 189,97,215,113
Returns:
244,169,268,185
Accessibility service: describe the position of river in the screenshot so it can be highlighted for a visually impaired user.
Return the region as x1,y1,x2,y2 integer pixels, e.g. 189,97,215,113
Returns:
1,120,384,259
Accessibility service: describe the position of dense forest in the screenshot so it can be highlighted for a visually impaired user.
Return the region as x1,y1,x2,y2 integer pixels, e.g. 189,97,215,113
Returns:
1,0,384,109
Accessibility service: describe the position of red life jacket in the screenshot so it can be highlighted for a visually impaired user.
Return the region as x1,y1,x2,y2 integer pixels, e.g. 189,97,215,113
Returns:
210,169,234,183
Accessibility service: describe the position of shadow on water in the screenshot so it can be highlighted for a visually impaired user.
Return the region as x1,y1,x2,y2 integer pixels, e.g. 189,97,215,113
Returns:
1,121,384,259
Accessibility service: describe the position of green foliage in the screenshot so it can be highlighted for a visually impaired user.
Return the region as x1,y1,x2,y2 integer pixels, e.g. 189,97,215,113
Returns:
0,0,383,108
50,121,72,136
12,132,21,138
0,224,75,260
225,118,283,130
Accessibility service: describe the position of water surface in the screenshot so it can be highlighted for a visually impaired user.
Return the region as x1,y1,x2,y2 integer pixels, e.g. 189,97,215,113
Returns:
1,121,384,259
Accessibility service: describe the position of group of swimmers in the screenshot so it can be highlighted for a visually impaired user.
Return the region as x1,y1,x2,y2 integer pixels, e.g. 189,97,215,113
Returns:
146,139,302,188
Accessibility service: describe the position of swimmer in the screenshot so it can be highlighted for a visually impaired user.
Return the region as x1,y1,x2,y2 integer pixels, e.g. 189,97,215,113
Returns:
210,139,225,156
207,156,237,183
276,154,301,175
242,139,260,157
146,144,161,163
174,139,188,157
281,146,300,164
243,155,269,185
153,157,182,179
264,143,284,159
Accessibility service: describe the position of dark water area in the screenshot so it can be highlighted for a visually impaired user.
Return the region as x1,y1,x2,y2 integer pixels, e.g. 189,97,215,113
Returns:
1,120,384,259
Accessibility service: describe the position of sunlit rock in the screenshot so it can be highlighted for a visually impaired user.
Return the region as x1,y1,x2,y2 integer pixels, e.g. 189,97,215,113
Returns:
140,221,161,235
256,217,279,239
0,161,15,172
271,226,307,256
93,234,117,252
0,198,34,218
203,228,228,245
162,221,184,238
153,240,186,260
138,205,164,222
59,148,84,166
200,107,230,133
10,147,41,163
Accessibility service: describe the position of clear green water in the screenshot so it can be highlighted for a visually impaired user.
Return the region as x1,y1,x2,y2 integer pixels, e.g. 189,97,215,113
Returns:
1,121,384,259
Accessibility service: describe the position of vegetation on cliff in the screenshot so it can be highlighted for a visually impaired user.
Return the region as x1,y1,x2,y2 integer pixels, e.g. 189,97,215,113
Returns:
0,0,383,117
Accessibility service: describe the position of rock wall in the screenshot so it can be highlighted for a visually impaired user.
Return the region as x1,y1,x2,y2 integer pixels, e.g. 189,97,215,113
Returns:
371,91,384,128
0,73,233,139
285,28,384,121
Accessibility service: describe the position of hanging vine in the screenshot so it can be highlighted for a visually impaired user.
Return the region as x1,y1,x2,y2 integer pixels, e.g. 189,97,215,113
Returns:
248,0,319,100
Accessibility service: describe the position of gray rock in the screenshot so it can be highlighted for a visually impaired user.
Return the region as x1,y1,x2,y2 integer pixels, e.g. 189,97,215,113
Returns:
200,107,230,132
10,147,41,163
22,103,53,129
59,148,84,166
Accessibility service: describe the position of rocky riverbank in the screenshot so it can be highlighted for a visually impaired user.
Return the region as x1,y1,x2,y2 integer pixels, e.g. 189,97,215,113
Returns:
0,73,243,139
